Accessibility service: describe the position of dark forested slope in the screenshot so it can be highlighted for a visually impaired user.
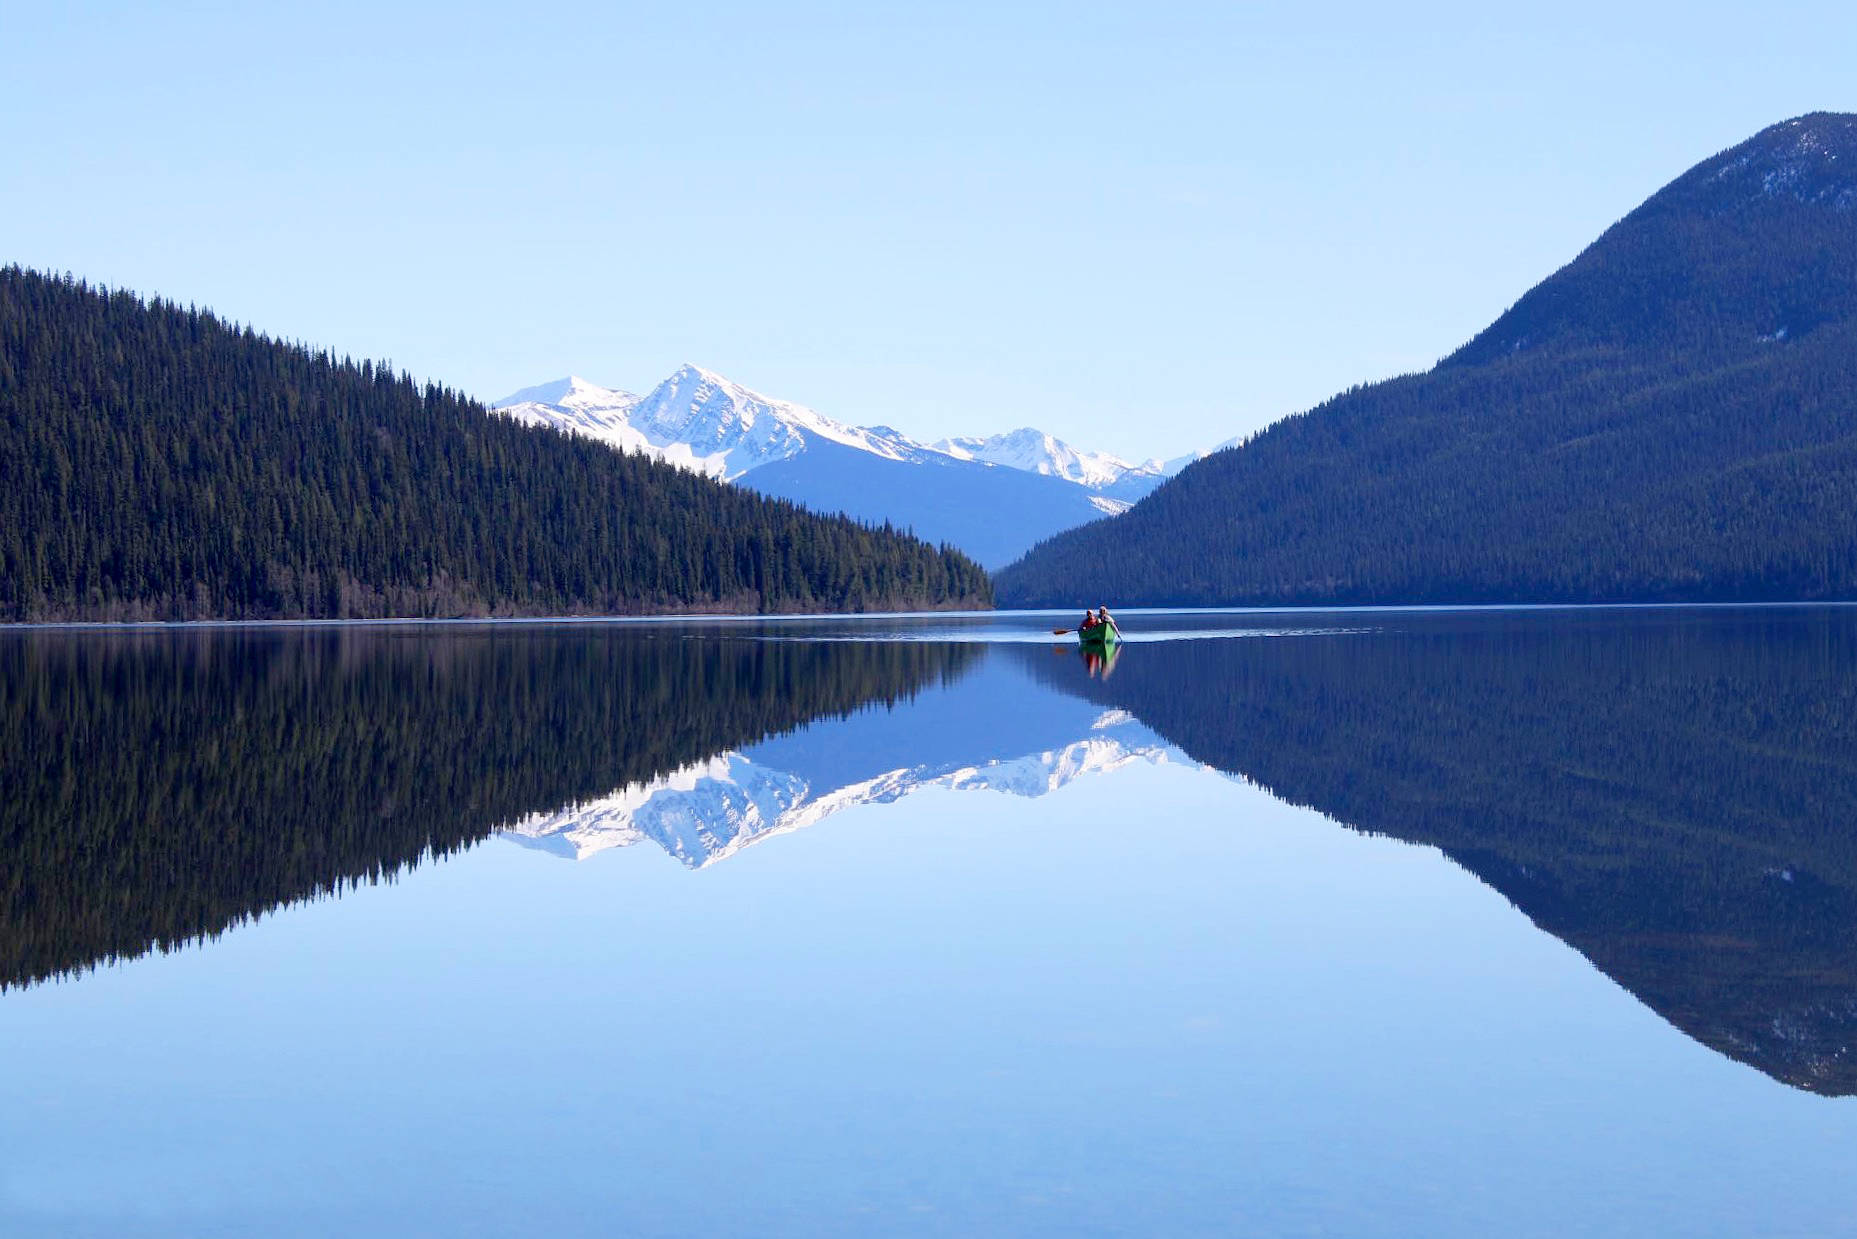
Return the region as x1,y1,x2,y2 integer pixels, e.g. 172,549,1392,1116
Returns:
0,268,991,620
998,114,1857,606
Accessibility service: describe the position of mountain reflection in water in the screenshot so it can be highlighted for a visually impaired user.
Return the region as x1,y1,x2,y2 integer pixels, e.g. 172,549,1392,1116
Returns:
502,667,1179,866
4,608,1857,1099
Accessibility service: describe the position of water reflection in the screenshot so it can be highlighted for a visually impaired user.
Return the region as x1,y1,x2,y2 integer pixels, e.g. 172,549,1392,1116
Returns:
1025,608,1857,1096
5,609,1857,1100
502,658,1178,865
0,628,975,987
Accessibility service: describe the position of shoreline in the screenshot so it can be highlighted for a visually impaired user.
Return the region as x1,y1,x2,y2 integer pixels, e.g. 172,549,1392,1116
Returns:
6,598,1857,632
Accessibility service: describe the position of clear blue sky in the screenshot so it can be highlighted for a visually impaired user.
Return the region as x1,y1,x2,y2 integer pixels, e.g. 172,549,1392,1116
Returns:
5,2,1853,461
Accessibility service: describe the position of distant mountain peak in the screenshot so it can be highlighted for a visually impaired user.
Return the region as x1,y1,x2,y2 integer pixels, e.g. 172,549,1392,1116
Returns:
628,364,933,473
493,374,635,410
933,425,1157,492
670,361,736,387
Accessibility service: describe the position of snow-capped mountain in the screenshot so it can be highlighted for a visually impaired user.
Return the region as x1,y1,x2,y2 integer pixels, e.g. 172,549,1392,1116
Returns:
934,428,1169,503
502,709,1184,867
493,365,1155,567
494,365,934,480
494,366,1154,488
626,364,937,477
496,364,952,482
494,376,653,454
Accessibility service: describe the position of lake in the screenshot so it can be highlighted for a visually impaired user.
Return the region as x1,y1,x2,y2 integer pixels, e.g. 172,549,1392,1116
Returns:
4,607,1857,1237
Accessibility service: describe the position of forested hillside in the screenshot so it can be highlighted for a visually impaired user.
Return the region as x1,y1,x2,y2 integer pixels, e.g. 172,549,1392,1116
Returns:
0,268,991,620
998,114,1857,606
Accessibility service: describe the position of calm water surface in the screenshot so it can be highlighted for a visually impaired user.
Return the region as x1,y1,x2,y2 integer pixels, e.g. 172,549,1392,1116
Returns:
4,607,1857,1236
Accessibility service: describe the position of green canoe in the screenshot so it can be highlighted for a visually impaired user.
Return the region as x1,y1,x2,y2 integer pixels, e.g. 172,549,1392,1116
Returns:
1078,621,1121,647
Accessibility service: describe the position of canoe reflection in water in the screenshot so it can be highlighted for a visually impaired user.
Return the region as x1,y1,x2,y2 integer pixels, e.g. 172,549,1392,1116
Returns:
1081,640,1122,679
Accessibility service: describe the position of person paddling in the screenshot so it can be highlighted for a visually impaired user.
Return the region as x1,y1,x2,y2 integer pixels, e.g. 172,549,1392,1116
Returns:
1080,607,1101,631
